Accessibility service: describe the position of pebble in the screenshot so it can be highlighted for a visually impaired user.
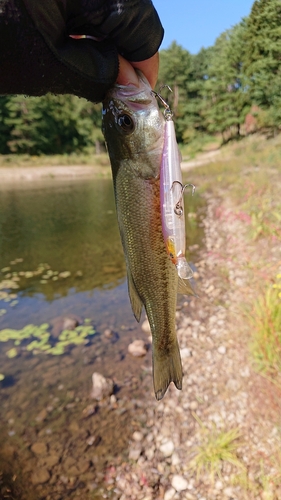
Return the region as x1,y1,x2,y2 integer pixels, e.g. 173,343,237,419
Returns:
128,339,147,357
31,468,50,485
164,488,176,500
171,475,188,492
180,347,192,359
129,446,142,461
132,431,143,442
217,345,226,354
91,372,114,400
31,442,48,455
159,440,174,458
189,401,198,410
44,455,60,468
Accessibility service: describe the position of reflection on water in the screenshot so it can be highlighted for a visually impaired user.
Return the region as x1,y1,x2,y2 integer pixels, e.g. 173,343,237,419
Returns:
0,175,205,498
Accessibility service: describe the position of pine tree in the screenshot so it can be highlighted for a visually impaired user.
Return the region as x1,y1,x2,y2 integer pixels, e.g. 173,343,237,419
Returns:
244,0,281,129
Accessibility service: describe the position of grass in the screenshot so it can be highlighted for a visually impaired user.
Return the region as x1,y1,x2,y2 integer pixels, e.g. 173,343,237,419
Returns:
189,414,244,482
249,274,281,378
233,452,281,499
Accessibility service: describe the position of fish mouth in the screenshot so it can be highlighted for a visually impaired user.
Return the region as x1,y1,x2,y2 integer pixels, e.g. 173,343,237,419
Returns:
107,71,155,107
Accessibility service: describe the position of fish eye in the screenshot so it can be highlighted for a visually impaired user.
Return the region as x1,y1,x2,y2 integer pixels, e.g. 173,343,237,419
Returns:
117,114,134,133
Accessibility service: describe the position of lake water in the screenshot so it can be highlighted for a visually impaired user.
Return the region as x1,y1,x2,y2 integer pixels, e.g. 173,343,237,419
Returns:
0,174,205,499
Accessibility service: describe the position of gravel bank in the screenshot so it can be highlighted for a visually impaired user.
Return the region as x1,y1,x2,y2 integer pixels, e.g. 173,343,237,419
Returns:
107,193,281,500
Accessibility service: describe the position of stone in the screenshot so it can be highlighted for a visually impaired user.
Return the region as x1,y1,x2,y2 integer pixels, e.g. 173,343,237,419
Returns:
91,372,114,400
217,345,226,355
31,468,50,485
171,475,188,492
189,401,198,410
31,442,48,455
132,431,143,442
180,348,192,359
129,446,142,461
171,453,181,466
164,488,176,500
50,314,81,338
128,339,147,357
159,440,174,458
44,455,60,468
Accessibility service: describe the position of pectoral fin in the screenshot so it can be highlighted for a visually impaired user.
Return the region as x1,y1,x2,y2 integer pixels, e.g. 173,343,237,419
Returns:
127,269,143,322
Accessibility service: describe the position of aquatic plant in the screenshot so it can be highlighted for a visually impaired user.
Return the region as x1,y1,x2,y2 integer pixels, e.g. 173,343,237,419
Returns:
0,322,96,357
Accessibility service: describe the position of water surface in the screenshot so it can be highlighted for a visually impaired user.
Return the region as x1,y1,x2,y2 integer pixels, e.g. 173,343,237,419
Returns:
0,174,205,499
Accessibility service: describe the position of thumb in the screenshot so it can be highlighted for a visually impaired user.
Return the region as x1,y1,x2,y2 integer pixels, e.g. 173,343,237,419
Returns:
116,55,139,86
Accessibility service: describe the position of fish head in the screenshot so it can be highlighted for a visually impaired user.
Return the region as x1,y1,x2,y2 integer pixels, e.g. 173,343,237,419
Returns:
102,71,164,180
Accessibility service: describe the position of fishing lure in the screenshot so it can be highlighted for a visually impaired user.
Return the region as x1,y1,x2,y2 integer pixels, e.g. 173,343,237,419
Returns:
154,90,195,280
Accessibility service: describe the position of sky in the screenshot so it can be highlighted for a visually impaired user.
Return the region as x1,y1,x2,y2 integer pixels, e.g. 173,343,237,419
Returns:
152,0,254,54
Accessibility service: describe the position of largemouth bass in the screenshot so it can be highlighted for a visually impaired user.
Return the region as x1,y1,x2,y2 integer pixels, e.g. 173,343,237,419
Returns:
102,72,194,400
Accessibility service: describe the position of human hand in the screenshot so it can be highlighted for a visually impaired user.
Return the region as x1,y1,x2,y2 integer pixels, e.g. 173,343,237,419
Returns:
117,52,159,89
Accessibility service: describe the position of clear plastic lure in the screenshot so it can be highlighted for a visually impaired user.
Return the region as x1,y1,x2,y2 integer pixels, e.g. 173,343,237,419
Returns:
160,108,195,280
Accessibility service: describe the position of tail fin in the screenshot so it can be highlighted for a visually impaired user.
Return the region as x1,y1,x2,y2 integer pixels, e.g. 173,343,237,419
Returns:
153,341,183,400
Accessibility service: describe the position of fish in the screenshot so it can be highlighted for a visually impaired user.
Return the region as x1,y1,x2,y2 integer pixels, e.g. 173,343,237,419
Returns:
102,71,194,400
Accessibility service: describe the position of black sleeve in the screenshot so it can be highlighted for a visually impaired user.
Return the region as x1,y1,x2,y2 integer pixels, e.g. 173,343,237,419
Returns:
0,0,164,102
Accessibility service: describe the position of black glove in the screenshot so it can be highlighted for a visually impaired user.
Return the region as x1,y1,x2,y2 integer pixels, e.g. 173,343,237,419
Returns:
0,0,163,102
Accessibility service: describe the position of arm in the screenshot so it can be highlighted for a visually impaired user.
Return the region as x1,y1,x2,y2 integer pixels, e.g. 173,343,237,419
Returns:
0,0,163,101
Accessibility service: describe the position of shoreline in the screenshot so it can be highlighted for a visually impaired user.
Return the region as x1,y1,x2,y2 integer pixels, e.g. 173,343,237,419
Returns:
0,164,112,186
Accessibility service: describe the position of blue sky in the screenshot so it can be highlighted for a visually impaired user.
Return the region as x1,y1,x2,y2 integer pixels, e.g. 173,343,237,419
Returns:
152,0,254,54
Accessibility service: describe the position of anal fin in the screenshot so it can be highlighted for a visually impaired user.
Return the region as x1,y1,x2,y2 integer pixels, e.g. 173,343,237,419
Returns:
178,276,197,296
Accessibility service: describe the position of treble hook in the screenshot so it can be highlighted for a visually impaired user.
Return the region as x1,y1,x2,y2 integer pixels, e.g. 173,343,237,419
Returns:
151,85,173,120
171,181,196,216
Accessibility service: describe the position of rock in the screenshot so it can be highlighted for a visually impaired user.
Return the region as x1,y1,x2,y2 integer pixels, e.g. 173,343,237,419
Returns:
50,314,81,338
68,459,90,476
217,345,226,354
171,453,180,466
141,318,151,333
180,347,192,359
164,488,176,500
129,445,142,461
31,468,50,485
189,401,198,410
159,439,174,458
35,408,48,422
171,474,188,492
103,328,113,338
91,372,114,400
44,455,60,468
128,339,147,357
215,480,223,490
132,431,143,442
31,442,48,455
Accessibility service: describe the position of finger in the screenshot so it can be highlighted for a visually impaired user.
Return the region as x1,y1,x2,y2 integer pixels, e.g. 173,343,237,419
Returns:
131,52,159,89
116,55,139,86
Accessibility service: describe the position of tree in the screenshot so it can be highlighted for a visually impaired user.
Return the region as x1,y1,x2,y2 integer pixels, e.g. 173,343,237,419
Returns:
243,0,281,129
158,42,193,141
4,94,103,155
0,96,12,153
201,22,250,140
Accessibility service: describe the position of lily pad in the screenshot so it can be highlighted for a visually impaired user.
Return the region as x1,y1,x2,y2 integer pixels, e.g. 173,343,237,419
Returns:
6,347,18,358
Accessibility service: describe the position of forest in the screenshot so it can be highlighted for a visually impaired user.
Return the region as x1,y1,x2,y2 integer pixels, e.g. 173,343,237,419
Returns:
0,0,281,155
